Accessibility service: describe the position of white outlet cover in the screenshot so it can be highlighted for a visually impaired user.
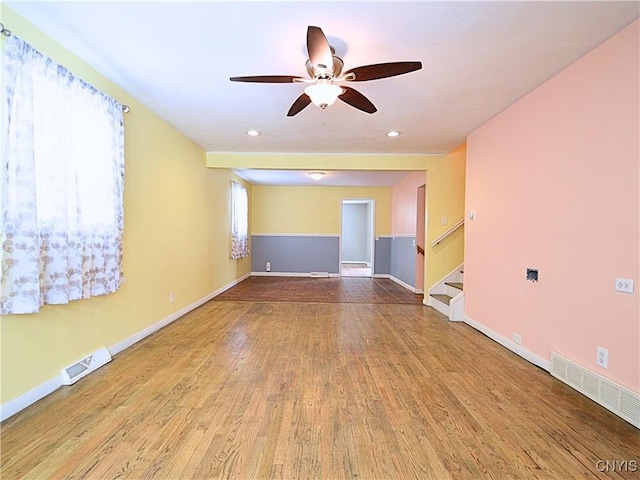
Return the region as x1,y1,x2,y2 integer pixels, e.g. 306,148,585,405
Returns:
615,278,634,293
596,347,609,368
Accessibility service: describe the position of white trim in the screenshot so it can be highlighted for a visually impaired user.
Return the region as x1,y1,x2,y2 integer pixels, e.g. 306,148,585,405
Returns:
389,275,418,293
449,292,465,322
0,273,251,422
340,198,376,278
214,151,441,158
251,233,340,237
251,272,340,278
463,314,550,371
0,375,62,422
428,294,450,317
550,351,640,429
427,262,464,293
110,273,250,355
374,234,417,239
373,273,419,294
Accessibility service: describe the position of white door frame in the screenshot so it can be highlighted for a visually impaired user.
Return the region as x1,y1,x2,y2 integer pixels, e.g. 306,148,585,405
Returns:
339,198,375,276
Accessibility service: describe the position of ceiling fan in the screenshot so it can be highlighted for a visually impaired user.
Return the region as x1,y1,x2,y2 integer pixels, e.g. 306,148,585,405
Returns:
230,26,422,116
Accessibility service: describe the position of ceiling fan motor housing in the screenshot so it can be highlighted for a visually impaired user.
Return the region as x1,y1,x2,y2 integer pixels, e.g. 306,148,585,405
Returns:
305,55,344,79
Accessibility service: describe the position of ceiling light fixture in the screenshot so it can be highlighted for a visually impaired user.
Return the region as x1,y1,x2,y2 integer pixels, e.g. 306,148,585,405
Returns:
309,171,325,181
304,80,343,109
386,130,401,137
247,129,261,136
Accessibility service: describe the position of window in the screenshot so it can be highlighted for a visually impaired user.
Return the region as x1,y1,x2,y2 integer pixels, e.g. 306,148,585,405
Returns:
231,181,249,259
1,35,125,315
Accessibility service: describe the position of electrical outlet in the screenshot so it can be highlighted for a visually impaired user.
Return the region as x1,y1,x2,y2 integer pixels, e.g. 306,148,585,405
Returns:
169,292,175,304
266,262,271,272
615,278,634,294
512,332,522,345
596,347,608,368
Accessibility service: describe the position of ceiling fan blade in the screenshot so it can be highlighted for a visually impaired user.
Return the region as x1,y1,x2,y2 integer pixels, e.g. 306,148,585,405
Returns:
230,75,305,83
343,61,422,82
287,93,312,117
307,26,333,71
338,86,377,114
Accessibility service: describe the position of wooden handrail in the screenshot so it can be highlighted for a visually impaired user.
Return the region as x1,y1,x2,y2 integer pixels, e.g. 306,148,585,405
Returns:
431,218,464,247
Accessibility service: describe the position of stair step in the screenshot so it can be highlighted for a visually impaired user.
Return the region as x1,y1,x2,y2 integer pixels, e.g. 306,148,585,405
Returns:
445,282,463,290
430,294,452,306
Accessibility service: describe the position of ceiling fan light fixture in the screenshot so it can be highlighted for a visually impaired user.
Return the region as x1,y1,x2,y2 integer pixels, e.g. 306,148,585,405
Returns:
230,26,422,116
304,81,343,109
309,171,325,181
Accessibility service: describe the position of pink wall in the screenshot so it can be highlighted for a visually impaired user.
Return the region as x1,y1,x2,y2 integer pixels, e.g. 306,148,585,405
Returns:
465,21,639,391
391,171,426,235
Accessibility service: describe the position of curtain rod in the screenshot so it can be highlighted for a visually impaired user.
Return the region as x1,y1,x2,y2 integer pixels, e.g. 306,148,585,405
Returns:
0,22,130,113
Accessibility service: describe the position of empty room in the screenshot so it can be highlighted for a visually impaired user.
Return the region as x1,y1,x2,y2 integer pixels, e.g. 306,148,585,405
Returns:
1,2,638,479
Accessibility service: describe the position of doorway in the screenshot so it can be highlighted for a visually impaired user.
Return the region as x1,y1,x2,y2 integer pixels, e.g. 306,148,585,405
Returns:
340,199,375,277
416,184,426,292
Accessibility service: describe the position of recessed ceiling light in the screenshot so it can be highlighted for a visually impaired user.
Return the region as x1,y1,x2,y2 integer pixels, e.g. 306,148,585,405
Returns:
309,172,325,181
247,129,261,136
386,131,401,137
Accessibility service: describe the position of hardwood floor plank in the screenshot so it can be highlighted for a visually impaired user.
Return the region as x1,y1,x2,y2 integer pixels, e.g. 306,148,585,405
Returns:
1,294,638,479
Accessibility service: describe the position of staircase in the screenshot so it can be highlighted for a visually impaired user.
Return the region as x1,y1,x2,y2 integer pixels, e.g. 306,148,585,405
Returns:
427,265,464,321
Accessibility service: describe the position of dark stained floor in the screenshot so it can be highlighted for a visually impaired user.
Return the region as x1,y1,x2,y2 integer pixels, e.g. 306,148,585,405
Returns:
213,276,424,304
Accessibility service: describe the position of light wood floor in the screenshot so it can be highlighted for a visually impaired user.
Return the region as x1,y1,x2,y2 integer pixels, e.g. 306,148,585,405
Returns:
1,297,639,479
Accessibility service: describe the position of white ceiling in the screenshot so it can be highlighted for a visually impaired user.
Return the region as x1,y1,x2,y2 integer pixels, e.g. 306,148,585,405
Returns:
5,1,639,186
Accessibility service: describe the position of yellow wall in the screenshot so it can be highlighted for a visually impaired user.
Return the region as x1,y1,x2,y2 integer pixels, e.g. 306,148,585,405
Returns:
0,7,250,404
244,146,466,290
1,6,466,409
252,186,391,236
424,143,466,289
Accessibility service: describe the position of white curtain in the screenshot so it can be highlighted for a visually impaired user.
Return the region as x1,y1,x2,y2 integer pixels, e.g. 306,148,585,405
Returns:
1,35,125,315
231,181,249,259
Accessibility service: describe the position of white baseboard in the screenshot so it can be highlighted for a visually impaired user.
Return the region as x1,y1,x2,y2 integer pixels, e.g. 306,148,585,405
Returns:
463,314,550,372
373,274,419,294
550,351,639,429
110,273,250,356
0,273,251,423
251,271,340,278
0,375,62,422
